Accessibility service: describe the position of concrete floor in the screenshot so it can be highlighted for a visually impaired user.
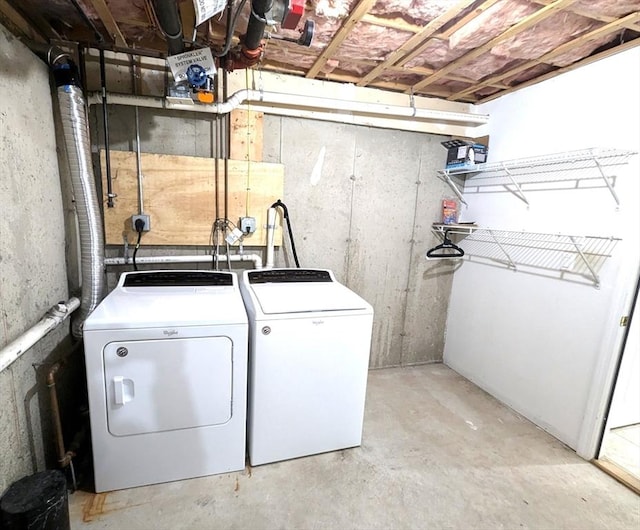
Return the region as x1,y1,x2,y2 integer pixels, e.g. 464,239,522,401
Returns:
69,365,640,529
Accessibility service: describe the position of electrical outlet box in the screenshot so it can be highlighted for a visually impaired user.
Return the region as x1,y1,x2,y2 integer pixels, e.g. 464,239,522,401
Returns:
132,214,151,232
240,217,256,234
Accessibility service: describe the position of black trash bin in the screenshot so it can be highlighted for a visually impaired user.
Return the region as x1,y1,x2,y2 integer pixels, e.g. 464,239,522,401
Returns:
0,470,69,530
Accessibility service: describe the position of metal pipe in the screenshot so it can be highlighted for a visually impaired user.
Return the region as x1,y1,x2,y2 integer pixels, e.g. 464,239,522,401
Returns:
99,49,115,208
243,0,273,51
223,68,229,221
134,106,144,214
104,253,263,268
87,90,490,126
47,363,74,468
0,299,80,374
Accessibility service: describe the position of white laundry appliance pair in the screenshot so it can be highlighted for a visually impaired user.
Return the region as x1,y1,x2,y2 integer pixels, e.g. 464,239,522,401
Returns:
83,268,373,491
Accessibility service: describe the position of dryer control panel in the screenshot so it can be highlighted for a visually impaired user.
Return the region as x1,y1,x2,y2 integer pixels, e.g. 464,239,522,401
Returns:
123,271,233,287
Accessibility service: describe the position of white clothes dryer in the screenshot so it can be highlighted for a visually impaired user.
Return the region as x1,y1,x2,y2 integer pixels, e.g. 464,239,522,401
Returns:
83,271,248,492
240,268,374,466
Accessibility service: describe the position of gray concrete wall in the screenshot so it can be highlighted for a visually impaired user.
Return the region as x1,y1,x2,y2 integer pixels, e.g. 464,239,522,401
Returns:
0,25,72,492
97,105,458,368
264,116,459,368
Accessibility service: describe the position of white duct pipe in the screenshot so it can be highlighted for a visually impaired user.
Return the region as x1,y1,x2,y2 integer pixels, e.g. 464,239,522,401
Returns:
87,90,489,126
104,253,263,268
0,298,81,374
265,207,277,269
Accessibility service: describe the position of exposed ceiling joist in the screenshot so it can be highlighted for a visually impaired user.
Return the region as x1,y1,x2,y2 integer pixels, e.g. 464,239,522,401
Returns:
478,38,640,103
0,0,46,42
356,0,478,87
6,0,639,104
451,10,640,100
408,0,579,94
306,0,377,79
396,0,503,69
360,14,422,34
531,0,640,32
86,0,128,47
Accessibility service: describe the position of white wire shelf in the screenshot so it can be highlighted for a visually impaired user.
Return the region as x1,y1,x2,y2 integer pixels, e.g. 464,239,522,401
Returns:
430,225,621,288
437,148,637,207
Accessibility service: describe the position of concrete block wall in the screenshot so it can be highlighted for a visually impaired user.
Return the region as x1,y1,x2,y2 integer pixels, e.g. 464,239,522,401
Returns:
95,104,458,368
0,26,74,492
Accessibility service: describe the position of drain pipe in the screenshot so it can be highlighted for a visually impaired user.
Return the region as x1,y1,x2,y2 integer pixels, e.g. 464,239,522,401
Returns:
51,53,106,337
265,207,277,269
87,90,489,126
0,299,80,374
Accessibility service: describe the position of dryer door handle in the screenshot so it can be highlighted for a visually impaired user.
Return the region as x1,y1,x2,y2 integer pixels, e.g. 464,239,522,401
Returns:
113,376,134,405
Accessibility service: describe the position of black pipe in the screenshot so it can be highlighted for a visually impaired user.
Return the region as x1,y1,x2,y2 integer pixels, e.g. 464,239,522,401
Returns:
243,0,273,51
271,199,301,268
99,49,114,208
152,0,185,56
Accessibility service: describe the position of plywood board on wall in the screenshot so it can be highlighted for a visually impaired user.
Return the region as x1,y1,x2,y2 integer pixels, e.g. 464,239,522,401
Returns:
101,150,283,246
230,109,263,161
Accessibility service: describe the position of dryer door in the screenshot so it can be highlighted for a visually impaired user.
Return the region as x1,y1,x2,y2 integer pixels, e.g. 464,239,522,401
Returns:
103,336,232,436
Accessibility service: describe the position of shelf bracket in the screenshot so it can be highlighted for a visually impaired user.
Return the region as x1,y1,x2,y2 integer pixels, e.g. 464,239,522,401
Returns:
502,163,529,206
487,229,517,269
592,155,620,208
441,170,468,206
569,236,600,288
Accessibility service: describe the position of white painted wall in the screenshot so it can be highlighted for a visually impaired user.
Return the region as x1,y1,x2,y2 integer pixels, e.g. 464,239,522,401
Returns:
443,47,640,455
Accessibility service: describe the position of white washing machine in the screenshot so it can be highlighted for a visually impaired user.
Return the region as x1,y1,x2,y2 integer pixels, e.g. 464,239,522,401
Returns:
240,268,374,466
83,271,248,492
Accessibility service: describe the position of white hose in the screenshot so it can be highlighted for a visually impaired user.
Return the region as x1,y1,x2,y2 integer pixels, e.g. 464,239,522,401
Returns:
265,208,277,269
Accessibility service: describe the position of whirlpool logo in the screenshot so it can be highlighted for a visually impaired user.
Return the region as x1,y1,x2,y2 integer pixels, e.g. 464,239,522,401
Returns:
163,329,179,337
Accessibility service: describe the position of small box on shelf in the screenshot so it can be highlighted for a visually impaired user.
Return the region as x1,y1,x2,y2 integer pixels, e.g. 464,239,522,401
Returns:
441,139,488,169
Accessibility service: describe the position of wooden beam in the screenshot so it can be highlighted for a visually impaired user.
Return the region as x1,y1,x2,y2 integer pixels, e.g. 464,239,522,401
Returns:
179,0,196,44
530,0,640,33
450,11,640,100
438,0,503,39
408,0,578,94
0,0,46,42
360,14,422,34
477,38,640,103
356,0,477,87
396,0,502,68
267,39,509,91
86,0,128,47
306,0,377,79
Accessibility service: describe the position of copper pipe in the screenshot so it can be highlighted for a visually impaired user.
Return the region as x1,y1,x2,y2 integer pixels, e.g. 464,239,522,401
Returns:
47,363,75,468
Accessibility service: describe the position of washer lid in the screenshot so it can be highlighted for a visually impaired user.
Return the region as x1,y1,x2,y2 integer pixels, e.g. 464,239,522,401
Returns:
250,282,369,314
